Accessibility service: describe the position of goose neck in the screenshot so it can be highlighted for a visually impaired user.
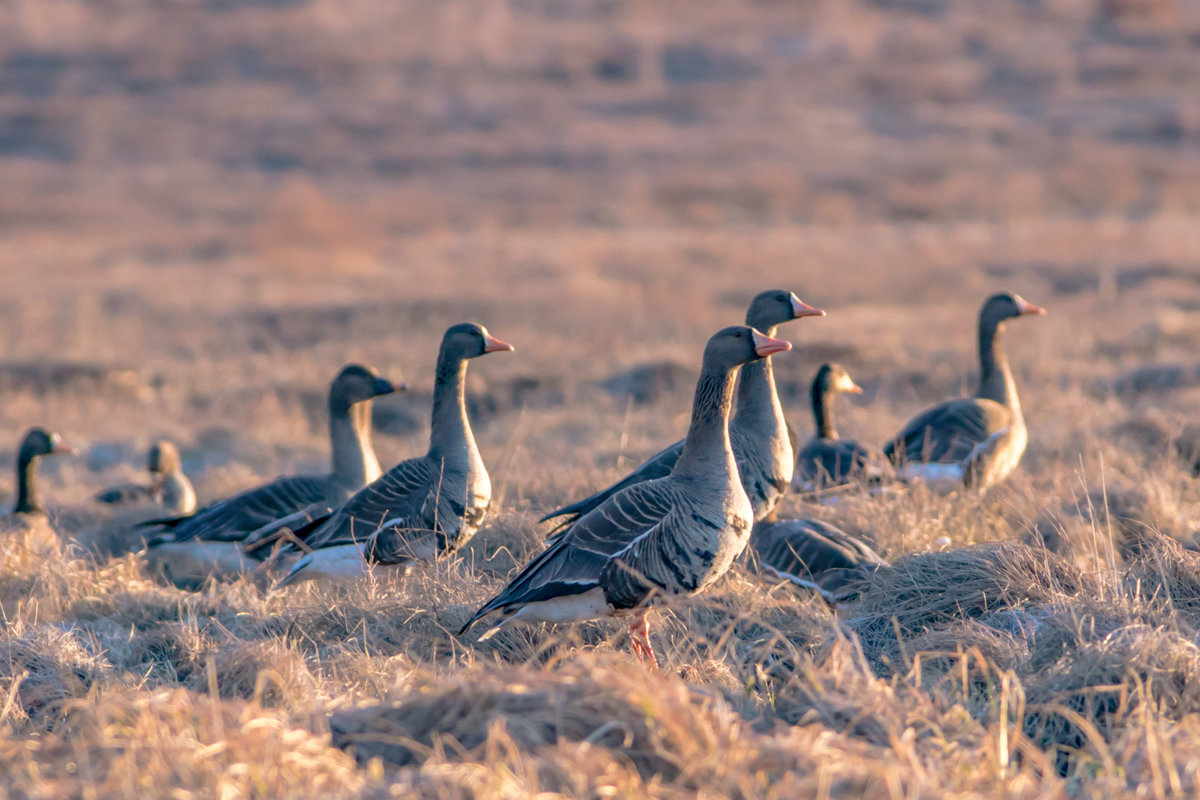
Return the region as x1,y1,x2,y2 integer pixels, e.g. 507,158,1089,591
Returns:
811,379,838,440
977,316,1020,411
329,397,382,490
14,450,40,514
675,362,740,480
429,351,475,459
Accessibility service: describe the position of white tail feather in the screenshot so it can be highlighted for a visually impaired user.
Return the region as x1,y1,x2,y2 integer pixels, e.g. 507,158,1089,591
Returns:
273,544,368,589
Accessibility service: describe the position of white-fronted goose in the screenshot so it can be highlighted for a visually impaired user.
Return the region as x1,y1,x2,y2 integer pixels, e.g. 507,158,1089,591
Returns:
268,323,514,586
95,441,197,516
883,292,1045,491
142,364,400,577
2,427,75,552
750,517,884,602
792,363,888,494
459,326,792,666
539,290,823,533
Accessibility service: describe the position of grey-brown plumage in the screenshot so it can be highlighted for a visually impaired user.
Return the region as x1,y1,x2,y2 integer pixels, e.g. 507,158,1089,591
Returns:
95,441,196,516
144,363,399,547
539,290,823,532
459,326,793,662
750,517,884,601
270,323,515,586
793,363,888,494
2,427,75,552
883,292,1045,491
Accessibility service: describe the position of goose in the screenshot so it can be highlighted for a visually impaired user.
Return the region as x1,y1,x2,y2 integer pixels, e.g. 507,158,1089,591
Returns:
459,325,792,666
539,290,823,533
1,427,75,553
141,363,400,579
883,292,1044,491
792,363,888,494
95,441,197,516
750,517,884,603
266,323,514,586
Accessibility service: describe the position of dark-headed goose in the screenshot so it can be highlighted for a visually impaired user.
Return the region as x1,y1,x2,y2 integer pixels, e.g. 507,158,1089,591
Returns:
95,441,196,516
142,364,400,578
540,290,823,532
459,326,792,666
792,363,888,494
883,292,1044,491
2,427,75,552
268,323,514,586
750,518,884,602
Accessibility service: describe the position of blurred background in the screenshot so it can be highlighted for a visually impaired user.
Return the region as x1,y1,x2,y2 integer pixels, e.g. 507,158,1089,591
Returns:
2,0,1200,504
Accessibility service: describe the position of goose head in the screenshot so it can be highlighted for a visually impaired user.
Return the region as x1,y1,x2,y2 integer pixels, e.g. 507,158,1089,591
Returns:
19,427,75,461
705,326,792,371
443,322,515,360
745,289,825,332
148,440,182,476
814,363,863,397
330,363,405,412
981,292,1046,330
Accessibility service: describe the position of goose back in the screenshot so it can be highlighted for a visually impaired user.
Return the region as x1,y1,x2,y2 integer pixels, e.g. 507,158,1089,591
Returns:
751,518,884,598
147,474,329,544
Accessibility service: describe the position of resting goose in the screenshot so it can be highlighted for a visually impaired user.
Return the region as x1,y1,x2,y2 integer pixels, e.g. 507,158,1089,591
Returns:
792,363,887,494
142,363,400,579
459,325,792,666
269,323,514,586
883,292,1044,491
750,517,884,602
1,428,75,553
539,290,823,532
95,441,196,515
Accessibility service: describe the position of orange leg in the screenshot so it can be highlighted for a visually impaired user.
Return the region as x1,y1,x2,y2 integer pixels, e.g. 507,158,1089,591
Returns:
627,613,659,668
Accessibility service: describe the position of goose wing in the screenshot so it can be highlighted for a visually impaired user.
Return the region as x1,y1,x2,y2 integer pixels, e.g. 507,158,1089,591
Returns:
883,398,1012,467
147,474,328,544
239,501,336,556
794,439,863,488
538,440,683,531
461,481,678,634
751,518,884,597
297,457,436,551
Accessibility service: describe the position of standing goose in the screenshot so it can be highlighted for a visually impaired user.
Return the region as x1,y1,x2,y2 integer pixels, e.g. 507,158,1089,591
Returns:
2,428,75,552
750,517,884,602
539,290,823,532
792,364,888,494
95,441,197,516
883,292,1045,490
459,326,792,666
268,323,514,586
142,364,400,578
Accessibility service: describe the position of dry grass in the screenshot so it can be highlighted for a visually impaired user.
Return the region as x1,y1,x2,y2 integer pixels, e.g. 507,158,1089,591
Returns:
4,0,1200,796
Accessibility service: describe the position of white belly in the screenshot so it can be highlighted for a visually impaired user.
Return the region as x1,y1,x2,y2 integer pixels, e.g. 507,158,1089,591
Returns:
489,586,611,633
144,541,251,585
898,462,965,493
274,544,368,588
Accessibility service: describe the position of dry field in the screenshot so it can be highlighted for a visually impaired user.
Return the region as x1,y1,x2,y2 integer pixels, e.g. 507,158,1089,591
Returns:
4,0,1200,797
